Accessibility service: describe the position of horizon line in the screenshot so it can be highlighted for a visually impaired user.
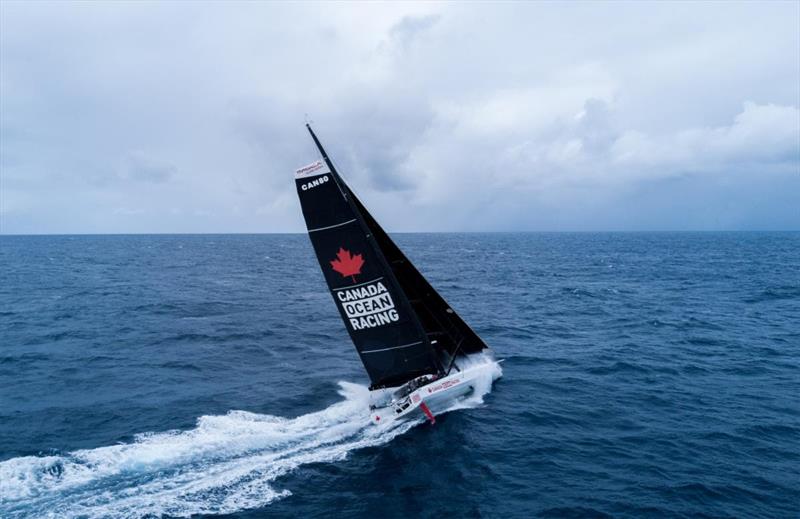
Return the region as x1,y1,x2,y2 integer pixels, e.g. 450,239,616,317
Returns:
1,230,799,237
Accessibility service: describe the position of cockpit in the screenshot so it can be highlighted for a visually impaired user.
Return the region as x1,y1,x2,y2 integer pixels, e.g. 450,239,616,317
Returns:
393,374,438,400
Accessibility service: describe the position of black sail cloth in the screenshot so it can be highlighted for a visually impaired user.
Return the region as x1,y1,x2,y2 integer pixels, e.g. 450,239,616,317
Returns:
294,125,488,389
294,159,441,389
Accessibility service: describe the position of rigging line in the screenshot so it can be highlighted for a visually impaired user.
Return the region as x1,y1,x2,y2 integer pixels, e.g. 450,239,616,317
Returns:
306,123,349,199
324,141,367,208
445,337,466,375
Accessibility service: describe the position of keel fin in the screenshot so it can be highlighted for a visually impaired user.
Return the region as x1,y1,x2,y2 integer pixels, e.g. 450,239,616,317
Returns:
420,401,436,425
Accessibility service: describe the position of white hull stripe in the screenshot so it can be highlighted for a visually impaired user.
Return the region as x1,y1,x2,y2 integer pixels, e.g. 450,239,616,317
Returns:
362,341,423,354
333,277,384,291
308,218,357,233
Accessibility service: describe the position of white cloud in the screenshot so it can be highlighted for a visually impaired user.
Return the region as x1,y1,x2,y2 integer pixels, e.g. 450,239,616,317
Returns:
610,102,800,172
0,1,798,233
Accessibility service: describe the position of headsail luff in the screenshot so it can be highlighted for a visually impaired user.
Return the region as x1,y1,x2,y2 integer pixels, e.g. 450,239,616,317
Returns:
295,125,442,389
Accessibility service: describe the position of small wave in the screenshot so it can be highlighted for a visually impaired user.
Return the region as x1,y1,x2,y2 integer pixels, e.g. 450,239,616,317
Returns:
0,359,500,518
538,506,614,518
680,363,710,375
518,409,583,428
0,353,52,365
562,287,598,298
741,423,800,443
744,285,800,303
684,336,725,347
502,355,579,367
151,333,216,346
23,330,92,346
160,360,203,372
587,361,650,376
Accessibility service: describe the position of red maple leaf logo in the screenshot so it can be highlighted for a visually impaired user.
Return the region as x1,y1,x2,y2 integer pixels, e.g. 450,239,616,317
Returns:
330,247,364,283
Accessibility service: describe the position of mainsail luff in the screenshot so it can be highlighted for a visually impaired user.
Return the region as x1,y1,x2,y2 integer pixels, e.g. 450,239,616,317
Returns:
296,125,443,389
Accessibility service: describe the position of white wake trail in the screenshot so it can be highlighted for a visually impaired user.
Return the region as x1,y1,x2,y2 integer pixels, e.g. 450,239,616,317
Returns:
0,359,501,518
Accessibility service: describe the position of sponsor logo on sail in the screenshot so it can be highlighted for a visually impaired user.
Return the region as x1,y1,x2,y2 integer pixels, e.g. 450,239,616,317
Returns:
294,160,331,179
336,281,400,330
329,247,398,330
301,175,329,191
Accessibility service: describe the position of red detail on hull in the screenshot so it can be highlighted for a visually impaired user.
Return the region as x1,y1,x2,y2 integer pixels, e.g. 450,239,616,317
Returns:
420,401,436,425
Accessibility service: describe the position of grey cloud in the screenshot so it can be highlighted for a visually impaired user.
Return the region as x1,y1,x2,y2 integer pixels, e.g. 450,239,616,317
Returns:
120,153,176,183
331,93,436,192
389,14,440,49
576,99,616,155
1,1,798,233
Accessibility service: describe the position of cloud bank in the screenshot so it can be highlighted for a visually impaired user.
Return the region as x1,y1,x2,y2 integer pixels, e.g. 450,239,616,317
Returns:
1,1,798,233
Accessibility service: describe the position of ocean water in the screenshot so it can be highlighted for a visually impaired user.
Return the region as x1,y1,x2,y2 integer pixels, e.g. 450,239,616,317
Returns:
0,232,798,518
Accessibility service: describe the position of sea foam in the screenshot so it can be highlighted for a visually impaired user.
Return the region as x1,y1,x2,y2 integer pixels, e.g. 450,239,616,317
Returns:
0,357,501,518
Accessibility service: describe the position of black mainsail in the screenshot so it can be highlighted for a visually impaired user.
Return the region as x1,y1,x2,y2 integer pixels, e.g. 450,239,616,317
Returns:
295,124,487,389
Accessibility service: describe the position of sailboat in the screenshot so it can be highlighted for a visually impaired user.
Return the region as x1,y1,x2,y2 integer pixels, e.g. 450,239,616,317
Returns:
294,124,501,424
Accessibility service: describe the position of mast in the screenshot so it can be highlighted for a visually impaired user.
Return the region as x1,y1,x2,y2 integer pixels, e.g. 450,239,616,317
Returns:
306,123,328,161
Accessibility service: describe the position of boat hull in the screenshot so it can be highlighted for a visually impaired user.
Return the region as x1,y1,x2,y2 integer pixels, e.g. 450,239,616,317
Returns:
369,359,501,424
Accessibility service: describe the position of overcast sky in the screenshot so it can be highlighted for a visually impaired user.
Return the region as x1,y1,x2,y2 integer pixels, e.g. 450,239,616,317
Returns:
1,1,798,234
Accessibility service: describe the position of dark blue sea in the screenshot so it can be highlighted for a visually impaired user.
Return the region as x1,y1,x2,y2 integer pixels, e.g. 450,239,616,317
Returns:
1,232,798,518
